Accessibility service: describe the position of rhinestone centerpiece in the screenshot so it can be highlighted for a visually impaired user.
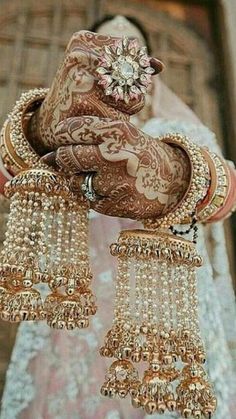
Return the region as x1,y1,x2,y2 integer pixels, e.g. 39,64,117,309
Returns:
97,37,155,103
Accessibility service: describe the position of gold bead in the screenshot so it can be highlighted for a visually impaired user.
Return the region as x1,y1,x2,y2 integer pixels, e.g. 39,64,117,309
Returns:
78,318,89,328
150,362,159,372
183,408,192,418
203,408,215,419
163,355,172,365
131,351,141,363
107,388,116,398
121,347,132,359
141,350,151,361
166,400,176,412
100,385,109,397
193,409,201,419
157,402,166,414
118,389,128,398
145,401,157,414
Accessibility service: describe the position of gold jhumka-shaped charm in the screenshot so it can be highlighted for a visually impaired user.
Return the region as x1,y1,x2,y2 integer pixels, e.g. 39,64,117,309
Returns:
100,229,217,418
0,167,96,329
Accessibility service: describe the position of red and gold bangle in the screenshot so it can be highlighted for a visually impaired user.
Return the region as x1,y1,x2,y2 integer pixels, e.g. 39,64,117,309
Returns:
196,149,231,223
143,134,210,229
207,163,236,222
0,88,49,175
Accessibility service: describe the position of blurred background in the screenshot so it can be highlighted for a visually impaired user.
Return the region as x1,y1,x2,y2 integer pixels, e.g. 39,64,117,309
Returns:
0,0,235,399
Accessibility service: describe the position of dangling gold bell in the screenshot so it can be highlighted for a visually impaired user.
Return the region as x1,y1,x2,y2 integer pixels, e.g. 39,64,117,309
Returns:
177,364,217,419
132,366,178,415
0,264,45,322
45,287,97,330
101,359,140,399
0,286,45,322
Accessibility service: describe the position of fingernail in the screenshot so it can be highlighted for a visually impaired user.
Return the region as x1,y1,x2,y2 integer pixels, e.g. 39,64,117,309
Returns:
151,58,164,74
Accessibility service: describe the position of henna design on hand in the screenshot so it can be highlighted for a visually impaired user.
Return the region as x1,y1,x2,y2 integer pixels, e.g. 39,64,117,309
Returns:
42,116,191,220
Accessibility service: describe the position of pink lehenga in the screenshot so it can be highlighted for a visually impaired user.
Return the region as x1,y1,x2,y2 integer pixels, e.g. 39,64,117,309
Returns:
1,80,236,419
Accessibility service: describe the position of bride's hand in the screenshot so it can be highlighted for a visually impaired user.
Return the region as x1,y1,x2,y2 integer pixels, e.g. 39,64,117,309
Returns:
28,30,162,154
42,116,190,220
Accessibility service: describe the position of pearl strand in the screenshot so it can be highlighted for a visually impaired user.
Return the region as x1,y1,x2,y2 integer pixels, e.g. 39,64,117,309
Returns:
134,257,142,326
69,203,78,269
188,267,201,338
168,265,177,330
172,265,183,332
155,261,171,332
1,193,20,262
66,203,79,295
43,196,55,273
151,259,159,326
180,265,191,331
54,199,66,270
37,192,50,271
114,257,130,325
139,261,149,325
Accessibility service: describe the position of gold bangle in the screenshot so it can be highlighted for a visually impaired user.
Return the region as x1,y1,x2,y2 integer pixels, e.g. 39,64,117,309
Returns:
197,149,231,222
143,134,210,228
0,119,28,174
0,88,49,174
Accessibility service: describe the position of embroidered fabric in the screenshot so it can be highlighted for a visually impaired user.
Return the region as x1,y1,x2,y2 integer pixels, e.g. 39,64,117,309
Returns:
1,80,236,419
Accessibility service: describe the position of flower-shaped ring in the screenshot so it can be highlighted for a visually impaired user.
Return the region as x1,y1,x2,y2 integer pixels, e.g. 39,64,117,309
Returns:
96,37,161,104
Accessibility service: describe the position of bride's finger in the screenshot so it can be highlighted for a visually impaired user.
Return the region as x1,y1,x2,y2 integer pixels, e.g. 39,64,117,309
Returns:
41,143,128,197
42,144,102,174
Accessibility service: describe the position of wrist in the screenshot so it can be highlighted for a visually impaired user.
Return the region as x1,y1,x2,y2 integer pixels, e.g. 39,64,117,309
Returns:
143,134,210,229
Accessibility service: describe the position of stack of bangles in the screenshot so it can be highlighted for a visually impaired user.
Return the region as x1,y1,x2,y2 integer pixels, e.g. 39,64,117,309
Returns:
0,88,236,225
197,148,236,222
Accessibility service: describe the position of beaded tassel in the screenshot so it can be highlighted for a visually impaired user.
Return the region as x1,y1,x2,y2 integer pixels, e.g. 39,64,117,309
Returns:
100,229,217,418
0,168,96,328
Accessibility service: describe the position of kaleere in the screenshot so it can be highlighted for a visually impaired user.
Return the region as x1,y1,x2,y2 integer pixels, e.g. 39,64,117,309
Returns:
100,135,217,418
0,90,96,329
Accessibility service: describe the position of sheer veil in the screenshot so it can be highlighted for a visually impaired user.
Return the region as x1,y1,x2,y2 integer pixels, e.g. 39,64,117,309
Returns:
1,78,236,419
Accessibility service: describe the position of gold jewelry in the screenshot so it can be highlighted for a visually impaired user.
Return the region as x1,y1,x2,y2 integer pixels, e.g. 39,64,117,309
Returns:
97,37,160,104
100,135,216,417
0,119,26,174
0,167,96,327
0,91,97,328
143,134,210,229
0,88,49,175
100,229,217,418
196,148,231,222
